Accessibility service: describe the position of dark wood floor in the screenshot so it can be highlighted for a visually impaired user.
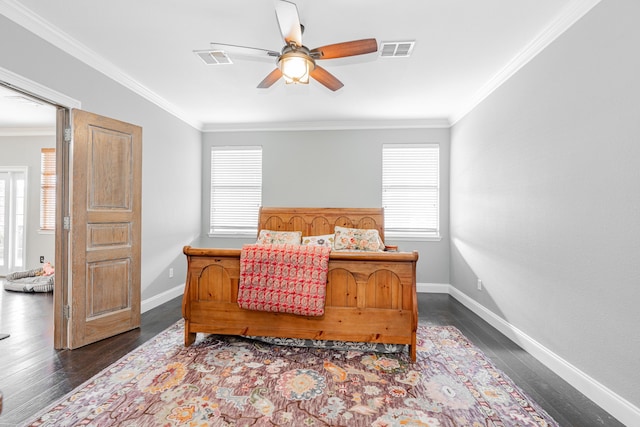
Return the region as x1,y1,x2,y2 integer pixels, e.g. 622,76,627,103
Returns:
0,288,622,426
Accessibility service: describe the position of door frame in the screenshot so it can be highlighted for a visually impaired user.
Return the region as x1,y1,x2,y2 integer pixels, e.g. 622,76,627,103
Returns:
54,107,70,348
0,66,81,349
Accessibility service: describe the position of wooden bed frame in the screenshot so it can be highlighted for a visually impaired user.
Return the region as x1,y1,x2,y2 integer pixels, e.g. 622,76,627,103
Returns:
182,207,419,361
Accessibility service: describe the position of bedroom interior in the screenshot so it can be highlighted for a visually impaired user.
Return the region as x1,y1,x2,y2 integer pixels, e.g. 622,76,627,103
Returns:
0,87,56,282
0,0,638,425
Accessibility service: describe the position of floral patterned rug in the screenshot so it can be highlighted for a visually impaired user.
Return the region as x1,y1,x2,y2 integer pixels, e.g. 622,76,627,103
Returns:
23,321,559,426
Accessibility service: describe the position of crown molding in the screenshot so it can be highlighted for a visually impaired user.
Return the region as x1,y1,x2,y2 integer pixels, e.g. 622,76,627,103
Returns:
450,0,602,125
2,0,601,132
0,0,202,131
0,65,81,109
2,0,446,134
201,118,451,132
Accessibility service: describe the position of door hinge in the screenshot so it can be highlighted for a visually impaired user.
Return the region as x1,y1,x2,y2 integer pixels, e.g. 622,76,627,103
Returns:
63,216,71,230
64,127,72,142
63,305,70,319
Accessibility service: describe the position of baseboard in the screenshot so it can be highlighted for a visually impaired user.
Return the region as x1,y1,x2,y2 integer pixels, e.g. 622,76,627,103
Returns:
417,282,450,293
141,283,185,314
426,283,639,427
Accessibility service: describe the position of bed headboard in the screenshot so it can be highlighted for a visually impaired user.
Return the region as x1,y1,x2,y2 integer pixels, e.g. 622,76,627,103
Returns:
258,207,385,241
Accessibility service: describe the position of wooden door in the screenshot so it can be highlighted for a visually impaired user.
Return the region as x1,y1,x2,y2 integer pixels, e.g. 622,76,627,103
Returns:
68,109,142,349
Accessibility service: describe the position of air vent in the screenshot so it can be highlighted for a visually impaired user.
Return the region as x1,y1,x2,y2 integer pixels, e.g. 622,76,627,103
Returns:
379,41,415,58
194,50,233,65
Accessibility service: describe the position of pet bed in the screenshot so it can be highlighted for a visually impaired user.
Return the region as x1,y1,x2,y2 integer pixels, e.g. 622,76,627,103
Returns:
3,263,54,293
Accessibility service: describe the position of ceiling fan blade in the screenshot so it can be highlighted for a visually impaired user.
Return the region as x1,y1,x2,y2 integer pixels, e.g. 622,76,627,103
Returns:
257,68,283,88
310,38,378,59
310,66,344,91
275,0,302,46
210,43,279,60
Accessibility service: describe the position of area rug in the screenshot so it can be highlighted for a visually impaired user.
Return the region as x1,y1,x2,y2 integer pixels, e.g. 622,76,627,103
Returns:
22,321,559,427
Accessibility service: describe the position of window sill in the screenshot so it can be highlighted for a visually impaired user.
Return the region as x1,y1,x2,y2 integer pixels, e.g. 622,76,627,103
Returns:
385,233,442,242
208,231,257,239
208,231,442,242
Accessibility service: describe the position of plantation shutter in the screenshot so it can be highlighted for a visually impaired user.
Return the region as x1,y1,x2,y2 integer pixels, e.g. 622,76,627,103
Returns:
40,148,56,231
210,146,262,235
382,144,439,238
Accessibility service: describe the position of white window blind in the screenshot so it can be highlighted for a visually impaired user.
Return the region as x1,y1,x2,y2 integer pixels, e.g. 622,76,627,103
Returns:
210,146,262,236
40,148,56,231
382,143,439,238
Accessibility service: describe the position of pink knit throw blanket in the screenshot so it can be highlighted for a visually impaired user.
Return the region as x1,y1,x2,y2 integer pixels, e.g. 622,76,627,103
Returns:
237,244,331,316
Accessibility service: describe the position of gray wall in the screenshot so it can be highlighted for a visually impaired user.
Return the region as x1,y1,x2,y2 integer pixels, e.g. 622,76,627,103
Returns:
200,128,451,285
0,134,55,270
0,15,202,300
450,0,639,410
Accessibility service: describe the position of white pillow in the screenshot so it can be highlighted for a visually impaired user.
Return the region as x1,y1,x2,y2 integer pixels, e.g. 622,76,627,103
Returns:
301,234,334,248
256,230,302,245
333,226,384,252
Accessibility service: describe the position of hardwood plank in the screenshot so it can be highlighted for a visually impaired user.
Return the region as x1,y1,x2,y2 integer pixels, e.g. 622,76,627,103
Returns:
0,288,623,426
0,288,181,425
417,293,623,426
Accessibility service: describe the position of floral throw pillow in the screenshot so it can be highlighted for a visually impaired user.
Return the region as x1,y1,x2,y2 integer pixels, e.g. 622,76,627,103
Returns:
333,226,384,252
301,234,335,248
256,230,302,245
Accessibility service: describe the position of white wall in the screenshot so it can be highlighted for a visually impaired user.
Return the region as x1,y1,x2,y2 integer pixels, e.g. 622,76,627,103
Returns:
200,127,451,285
450,0,640,416
0,134,55,270
0,15,202,300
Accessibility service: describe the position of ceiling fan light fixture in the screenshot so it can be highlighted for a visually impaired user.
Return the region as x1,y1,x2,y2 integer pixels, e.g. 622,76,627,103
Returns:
279,49,315,85
206,1,375,91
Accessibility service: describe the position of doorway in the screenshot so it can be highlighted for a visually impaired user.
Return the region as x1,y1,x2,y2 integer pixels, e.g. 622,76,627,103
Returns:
1,70,143,350
0,85,57,276
0,83,58,345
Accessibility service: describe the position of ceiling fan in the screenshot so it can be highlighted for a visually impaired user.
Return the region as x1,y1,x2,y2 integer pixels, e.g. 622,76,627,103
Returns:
197,0,378,91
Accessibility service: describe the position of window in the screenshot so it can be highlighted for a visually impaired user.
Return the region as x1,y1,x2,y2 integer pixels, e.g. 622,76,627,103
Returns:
40,148,56,231
210,146,262,236
382,143,440,239
0,168,27,274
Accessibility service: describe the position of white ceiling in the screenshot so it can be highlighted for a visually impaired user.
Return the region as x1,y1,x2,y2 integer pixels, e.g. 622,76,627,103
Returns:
0,85,57,130
0,0,599,130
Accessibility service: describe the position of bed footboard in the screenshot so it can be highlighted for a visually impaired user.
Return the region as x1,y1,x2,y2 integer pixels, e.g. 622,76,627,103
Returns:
182,246,419,361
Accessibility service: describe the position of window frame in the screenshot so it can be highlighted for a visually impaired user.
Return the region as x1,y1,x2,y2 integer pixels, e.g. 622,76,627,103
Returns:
209,145,263,237
382,143,441,241
0,167,28,274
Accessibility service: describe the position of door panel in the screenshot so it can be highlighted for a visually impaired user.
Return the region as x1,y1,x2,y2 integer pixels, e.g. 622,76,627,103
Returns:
69,109,142,349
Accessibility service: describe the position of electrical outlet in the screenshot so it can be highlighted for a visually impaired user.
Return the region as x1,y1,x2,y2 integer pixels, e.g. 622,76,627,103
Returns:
477,279,482,291
40,256,45,263
169,268,174,278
